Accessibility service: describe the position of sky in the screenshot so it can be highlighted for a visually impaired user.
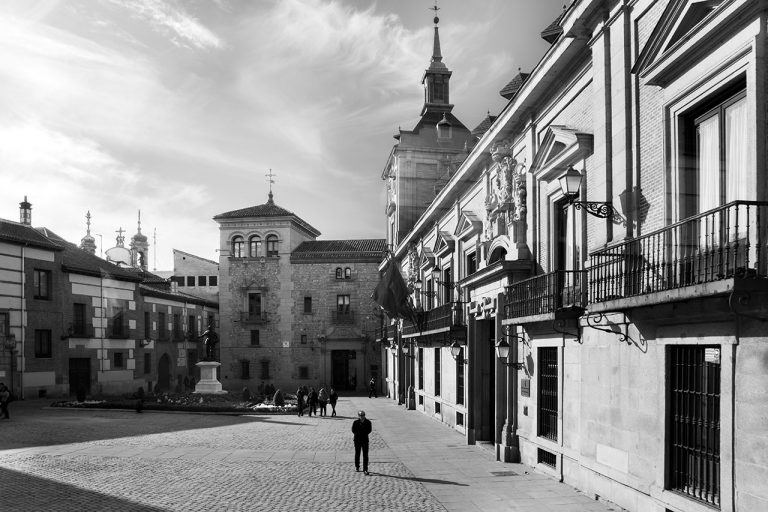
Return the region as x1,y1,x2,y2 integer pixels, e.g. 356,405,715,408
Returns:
0,0,564,271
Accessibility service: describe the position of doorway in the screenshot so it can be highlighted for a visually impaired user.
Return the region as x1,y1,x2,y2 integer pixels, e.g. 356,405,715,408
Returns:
158,353,171,391
331,350,356,391
68,358,91,397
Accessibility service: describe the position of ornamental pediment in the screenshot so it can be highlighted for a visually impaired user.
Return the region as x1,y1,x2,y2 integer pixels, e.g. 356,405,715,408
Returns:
454,211,482,240
530,126,592,182
432,231,455,258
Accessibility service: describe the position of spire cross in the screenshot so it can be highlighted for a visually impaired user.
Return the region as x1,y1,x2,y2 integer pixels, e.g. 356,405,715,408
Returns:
429,2,440,15
137,210,142,234
116,227,125,246
86,211,92,236
266,168,276,193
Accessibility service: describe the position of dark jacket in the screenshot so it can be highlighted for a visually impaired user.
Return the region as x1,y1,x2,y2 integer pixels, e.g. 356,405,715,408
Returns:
352,418,372,443
329,390,338,404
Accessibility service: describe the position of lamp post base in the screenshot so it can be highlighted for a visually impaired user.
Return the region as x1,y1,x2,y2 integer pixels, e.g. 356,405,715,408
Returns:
500,421,520,463
193,361,227,394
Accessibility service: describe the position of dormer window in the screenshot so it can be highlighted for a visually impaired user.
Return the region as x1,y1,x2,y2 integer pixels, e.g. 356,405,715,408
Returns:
437,115,451,139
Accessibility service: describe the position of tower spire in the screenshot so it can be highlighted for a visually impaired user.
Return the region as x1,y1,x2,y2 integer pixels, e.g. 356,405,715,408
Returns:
421,2,453,116
80,210,97,254
266,169,277,204
430,3,442,64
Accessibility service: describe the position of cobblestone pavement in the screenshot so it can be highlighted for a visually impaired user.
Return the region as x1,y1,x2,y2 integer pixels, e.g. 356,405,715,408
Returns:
0,397,622,512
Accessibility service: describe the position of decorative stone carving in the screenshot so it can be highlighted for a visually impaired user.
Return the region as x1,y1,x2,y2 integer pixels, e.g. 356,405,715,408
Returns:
406,244,418,292
488,140,527,224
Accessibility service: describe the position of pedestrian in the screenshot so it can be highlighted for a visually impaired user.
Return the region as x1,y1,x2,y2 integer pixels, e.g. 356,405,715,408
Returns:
318,387,329,416
183,376,190,391
351,410,372,475
296,386,305,417
329,387,339,417
368,377,377,398
0,383,10,420
308,386,318,416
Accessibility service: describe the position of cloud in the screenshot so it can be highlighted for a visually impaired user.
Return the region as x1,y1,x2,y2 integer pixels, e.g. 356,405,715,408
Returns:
110,0,223,49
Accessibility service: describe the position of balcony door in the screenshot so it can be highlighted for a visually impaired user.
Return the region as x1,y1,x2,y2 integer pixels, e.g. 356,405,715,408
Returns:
554,198,581,307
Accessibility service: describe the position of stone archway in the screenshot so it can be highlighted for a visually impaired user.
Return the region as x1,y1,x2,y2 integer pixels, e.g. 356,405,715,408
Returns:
158,353,171,391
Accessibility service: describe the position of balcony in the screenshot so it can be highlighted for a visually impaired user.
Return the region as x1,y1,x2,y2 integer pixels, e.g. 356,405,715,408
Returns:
331,309,355,325
172,330,185,342
65,324,95,339
402,302,466,339
503,270,587,323
589,201,768,311
108,322,130,339
240,311,269,325
374,326,389,344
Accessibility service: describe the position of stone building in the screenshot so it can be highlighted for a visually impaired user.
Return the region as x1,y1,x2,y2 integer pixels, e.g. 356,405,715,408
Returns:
0,199,218,398
164,249,219,301
382,2,768,511
214,191,385,395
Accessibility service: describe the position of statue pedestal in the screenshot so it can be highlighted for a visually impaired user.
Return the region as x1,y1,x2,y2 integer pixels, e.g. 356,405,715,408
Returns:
193,361,227,394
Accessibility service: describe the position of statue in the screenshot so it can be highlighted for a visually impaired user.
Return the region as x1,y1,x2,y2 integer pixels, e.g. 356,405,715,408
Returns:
199,323,219,361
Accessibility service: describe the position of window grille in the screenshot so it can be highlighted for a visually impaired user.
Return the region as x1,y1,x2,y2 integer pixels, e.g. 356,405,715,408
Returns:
434,347,441,396
668,345,720,507
537,347,558,441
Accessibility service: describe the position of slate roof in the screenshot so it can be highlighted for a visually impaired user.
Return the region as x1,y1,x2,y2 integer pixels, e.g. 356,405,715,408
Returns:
291,239,387,263
541,6,567,44
37,228,141,281
471,113,498,139
0,218,63,251
499,72,530,100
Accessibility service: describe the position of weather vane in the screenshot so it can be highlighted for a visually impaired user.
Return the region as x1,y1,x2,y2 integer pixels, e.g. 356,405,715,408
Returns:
266,168,276,194
429,2,440,24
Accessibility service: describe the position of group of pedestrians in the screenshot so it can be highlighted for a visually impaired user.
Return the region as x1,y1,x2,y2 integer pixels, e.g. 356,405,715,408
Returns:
296,385,338,417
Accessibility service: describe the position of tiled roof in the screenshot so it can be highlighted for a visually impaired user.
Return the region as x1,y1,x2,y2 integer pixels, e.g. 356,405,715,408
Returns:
471,113,498,138
39,229,142,282
0,219,62,251
541,7,567,44
140,284,218,308
499,72,530,100
291,239,386,262
214,198,320,236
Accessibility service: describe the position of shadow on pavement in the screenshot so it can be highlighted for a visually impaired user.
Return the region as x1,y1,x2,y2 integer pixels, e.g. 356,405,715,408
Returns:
0,466,165,511
370,472,469,486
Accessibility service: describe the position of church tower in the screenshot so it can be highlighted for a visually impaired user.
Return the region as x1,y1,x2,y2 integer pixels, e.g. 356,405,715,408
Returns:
79,211,97,255
130,211,149,271
421,10,453,117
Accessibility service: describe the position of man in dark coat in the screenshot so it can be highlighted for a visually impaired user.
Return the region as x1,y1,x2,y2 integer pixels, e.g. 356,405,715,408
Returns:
351,410,372,475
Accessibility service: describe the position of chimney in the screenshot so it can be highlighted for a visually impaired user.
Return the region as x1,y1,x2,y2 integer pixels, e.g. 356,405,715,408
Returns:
19,196,32,225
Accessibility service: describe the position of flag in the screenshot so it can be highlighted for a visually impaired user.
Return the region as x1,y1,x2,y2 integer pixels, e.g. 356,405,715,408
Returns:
371,259,414,321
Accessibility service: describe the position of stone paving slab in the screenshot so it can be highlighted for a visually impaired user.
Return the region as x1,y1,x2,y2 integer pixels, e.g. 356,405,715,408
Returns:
0,398,625,511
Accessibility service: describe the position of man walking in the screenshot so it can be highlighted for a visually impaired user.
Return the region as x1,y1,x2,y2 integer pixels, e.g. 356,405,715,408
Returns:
351,410,372,475
0,383,10,420
368,377,377,398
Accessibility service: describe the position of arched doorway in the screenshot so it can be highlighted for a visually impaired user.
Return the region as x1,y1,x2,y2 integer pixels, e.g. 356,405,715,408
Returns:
158,353,171,391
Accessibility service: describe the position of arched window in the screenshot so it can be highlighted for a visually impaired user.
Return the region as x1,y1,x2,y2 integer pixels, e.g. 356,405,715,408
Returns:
335,267,342,279
344,267,351,279
266,235,278,257
249,236,261,258
231,236,245,258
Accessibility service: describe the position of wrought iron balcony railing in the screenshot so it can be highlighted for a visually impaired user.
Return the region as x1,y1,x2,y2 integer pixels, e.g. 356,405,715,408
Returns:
590,201,768,304
402,302,465,337
331,309,355,325
66,324,95,339
504,270,587,321
108,322,130,339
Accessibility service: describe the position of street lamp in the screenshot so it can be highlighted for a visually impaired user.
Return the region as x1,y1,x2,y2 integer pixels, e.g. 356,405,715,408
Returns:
449,341,467,365
495,338,525,370
558,166,613,219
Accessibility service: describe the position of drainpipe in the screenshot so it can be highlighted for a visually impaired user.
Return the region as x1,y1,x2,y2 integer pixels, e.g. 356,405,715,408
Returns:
19,247,26,399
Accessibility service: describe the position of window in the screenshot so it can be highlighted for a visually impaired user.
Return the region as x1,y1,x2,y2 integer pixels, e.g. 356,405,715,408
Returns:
418,348,424,389
335,267,343,279
337,295,350,314
668,345,720,507
248,292,263,320
198,276,207,287
144,353,151,374
144,311,150,339
249,236,262,257
173,313,181,340
266,235,278,257
114,352,124,368
434,348,441,396
232,236,245,258
538,347,558,441
344,267,351,279
300,334,307,344
466,252,477,275
110,307,126,338
34,330,51,358
298,366,309,379
186,276,195,287
175,275,185,287
0,312,8,338
158,312,167,339
250,330,260,346
187,315,196,339
73,303,87,336
33,269,50,299
209,276,218,286
260,360,270,380
240,360,250,379
456,347,464,405
303,296,312,314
